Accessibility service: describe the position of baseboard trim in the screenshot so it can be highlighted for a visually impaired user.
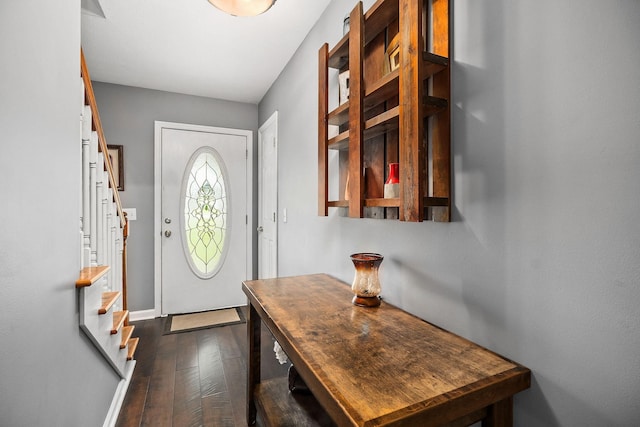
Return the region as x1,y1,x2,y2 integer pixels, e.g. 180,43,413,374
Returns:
102,361,136,427
129,309,156,322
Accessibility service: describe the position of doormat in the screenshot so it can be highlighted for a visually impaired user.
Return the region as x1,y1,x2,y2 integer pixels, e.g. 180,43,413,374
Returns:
164,307,245,335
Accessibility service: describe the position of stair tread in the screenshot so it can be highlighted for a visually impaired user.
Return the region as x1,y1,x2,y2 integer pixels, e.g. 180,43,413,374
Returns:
111,310,128,334
76,266,110,288
99,291,121,315
127,337,139,361
120,325,135,349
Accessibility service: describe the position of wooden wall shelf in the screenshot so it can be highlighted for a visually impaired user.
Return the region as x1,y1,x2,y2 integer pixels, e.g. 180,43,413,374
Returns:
318,0,451,222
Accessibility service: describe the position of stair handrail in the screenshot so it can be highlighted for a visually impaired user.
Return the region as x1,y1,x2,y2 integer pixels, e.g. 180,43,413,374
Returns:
80,49,125,228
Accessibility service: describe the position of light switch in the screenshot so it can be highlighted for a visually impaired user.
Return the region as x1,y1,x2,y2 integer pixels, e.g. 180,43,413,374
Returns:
123,208,137,221
283,208,287,223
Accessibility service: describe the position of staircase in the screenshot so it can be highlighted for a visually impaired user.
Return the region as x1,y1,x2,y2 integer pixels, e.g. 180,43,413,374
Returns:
76,50,137,425
76,267,137,378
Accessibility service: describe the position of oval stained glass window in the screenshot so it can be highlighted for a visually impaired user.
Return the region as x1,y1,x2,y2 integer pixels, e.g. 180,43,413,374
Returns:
180,147,231,279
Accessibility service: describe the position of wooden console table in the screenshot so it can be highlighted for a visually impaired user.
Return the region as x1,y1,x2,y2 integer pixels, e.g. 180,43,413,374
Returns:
243,274,530,427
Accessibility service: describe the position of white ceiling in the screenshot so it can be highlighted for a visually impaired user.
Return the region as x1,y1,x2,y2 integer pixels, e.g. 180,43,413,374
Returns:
81,0,332,104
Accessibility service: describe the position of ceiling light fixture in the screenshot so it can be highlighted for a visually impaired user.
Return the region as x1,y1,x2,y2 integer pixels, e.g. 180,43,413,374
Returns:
208,0,276,16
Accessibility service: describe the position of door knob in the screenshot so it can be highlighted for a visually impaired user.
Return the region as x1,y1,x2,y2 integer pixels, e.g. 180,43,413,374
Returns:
164,230,172,237
257,226,264,232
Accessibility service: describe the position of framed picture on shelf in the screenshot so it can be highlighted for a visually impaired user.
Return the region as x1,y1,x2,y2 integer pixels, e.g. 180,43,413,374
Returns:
107,144,124,191
385,33,400,74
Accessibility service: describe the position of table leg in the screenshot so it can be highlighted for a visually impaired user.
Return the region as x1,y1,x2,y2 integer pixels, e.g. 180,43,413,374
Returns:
482,396,513,427
247,303,261,425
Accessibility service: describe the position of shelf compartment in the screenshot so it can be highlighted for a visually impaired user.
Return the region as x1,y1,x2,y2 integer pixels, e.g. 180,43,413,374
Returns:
327,102,349,126
364,69,398,110
328,34,349,69
364,105,399,140
364,53,448,112
423,95,448,118
328,130,349,150
422,52,449,79
364,0,399,47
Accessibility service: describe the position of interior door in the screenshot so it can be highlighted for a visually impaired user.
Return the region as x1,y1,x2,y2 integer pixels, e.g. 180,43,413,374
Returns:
159,124,250,315
258,112,278,279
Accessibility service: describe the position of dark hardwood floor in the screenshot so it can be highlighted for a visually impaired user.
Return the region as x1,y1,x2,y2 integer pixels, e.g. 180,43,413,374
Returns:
116,309,289,427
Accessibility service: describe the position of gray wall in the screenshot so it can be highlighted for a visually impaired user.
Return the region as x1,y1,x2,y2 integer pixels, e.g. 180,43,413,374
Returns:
92,82,258,311
259,0,640,425
0,1,121,425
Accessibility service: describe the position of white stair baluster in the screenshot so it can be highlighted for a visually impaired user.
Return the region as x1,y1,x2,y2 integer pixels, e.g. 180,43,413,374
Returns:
103,173,110,271
96,152,105,268
116,227,124,311
89,132,98,266
80,79,85,117
81,105,92,268
115,210,120,300
79,79,86,267
106,189,114,291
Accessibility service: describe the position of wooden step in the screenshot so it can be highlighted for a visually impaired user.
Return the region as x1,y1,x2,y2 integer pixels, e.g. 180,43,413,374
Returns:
120,325,135,349
76,266,110,288
99,291,121,315
111,310,128,335
127,337,139,361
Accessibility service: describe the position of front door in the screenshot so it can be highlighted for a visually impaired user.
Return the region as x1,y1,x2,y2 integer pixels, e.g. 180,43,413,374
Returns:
155,122,252,315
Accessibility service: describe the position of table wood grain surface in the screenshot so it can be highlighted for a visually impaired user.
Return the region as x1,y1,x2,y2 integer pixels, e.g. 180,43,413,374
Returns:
243,274,530,427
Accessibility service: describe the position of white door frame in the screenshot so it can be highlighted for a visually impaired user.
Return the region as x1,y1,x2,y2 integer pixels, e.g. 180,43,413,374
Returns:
153,121,253,317
257,111,278,279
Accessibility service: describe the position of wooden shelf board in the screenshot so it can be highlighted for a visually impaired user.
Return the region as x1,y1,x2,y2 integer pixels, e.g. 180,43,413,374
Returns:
365,198,400,207
328,34,349,69
76,266,110,288
365,105,399,130
423,52,449,79
111,310,128,335
364,0,399,46
328,200,349,208
327,102,349,126
255,378,335,427
328,131,349,150
328,198,446,211
127,337,139,361
424,197,449,207
120,325,135,349
365,69,398,110
99,291,121,315
362,105,399,141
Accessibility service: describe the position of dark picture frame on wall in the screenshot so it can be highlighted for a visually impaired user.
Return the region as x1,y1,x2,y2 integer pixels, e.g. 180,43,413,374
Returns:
107,144,124,191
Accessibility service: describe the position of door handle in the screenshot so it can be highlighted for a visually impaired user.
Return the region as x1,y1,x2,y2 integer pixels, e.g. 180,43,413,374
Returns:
164,230,172,237
257,226,264,232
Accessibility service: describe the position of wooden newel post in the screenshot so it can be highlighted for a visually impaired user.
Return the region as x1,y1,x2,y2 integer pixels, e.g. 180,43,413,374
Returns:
122,213,129,325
